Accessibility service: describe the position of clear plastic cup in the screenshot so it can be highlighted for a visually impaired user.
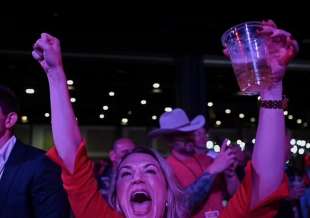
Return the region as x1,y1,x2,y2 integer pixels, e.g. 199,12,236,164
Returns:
221,21,273,95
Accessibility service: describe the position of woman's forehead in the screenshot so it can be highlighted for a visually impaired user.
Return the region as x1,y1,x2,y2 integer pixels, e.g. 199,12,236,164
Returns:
120,153,159,167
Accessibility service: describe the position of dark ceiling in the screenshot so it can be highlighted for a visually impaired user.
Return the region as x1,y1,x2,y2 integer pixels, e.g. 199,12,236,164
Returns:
1,7,309,129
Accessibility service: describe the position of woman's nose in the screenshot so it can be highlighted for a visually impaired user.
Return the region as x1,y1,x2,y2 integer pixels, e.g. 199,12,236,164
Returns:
132,170,144,184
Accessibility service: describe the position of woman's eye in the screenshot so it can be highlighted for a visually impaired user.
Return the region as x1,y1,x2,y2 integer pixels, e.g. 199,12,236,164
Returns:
121,172,131,178
146,169,156,174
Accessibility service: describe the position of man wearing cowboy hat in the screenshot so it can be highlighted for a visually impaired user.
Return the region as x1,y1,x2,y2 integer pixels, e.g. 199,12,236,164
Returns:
149,108,239,218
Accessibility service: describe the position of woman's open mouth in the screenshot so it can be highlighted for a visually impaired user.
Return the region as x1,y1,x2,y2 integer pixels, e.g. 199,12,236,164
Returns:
130,190,152,216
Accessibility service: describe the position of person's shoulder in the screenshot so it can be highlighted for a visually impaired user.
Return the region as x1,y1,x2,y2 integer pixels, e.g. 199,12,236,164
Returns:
165,154,175,163
16,141,45,158
16,141,59,167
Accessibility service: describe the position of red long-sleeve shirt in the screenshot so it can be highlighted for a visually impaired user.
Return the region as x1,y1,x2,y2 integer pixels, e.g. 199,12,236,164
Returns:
47,142,288,218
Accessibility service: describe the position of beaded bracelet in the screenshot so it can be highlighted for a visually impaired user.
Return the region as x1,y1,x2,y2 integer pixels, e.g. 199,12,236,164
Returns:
259,95,288,110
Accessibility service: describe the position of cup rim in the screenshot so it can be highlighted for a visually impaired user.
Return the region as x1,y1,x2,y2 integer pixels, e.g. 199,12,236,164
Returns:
221,21,262,46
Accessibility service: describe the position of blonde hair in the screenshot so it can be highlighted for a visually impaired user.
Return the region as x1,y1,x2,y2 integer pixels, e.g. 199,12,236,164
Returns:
109,147,189,218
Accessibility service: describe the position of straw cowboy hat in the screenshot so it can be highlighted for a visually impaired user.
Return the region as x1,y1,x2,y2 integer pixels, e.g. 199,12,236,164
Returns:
148,108,205,137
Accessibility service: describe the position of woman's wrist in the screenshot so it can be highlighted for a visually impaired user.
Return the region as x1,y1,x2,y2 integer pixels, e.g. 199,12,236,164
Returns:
47,67,67,84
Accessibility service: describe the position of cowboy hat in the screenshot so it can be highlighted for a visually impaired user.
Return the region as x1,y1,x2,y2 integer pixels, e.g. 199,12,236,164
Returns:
148,108,205,137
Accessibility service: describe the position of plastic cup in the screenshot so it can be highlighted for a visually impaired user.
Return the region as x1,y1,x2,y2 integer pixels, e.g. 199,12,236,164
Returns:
221,21,273,95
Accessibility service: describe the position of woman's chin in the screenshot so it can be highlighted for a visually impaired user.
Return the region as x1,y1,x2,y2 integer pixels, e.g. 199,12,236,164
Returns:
124,203,156,218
